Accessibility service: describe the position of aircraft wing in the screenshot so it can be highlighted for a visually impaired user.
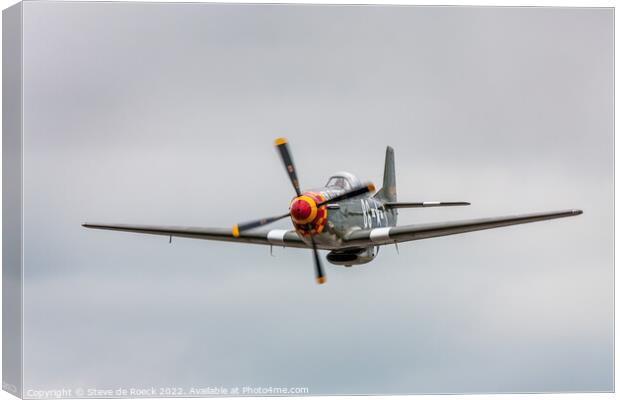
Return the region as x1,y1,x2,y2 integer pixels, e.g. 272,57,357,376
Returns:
343,209,583,247
82,223,309,249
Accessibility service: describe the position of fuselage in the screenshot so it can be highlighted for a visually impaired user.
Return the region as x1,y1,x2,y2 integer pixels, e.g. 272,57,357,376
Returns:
289,172,397,266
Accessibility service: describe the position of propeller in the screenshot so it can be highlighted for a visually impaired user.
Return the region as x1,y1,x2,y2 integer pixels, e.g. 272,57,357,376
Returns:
232,212,290,237
309,233,325,284
232,137,375,284
274,137,301,197
316,182,375,207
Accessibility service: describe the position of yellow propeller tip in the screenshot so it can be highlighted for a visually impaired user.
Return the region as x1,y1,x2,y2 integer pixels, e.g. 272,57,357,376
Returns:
232,224,240,238
368,183,376,192
316,276,326,285
274,137,288,146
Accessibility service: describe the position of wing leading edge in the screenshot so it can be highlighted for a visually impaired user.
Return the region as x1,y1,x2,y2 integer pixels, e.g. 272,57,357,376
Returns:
81,223,308,249
344,209,583,247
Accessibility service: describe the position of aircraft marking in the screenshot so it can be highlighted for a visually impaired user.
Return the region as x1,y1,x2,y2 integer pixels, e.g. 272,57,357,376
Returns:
267,229,288,244
369,227,392,242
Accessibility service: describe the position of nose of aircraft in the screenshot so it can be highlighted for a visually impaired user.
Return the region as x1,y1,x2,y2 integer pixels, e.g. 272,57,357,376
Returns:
290,195,317,224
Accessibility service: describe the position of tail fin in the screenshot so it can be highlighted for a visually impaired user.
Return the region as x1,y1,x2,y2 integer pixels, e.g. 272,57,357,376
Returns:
375,146,396,202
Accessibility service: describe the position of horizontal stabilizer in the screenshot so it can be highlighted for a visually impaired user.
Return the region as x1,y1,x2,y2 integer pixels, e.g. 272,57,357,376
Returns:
385,201,470,209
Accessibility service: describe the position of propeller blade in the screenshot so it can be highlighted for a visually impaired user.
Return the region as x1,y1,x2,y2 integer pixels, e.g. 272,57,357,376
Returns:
232,212,290,237
274,137,301,197
317,183,376,207
309,233,326,284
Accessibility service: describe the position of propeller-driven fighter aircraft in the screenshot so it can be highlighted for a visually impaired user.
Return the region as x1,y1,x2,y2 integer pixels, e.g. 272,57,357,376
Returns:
83,138,583,284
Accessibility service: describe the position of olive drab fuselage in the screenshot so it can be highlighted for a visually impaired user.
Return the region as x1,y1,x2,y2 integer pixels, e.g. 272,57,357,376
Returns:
289,172,397,266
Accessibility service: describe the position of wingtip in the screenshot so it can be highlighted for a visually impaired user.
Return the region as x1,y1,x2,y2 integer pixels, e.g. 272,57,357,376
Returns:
316,276,326,285
573,209,584,215
274,137,287,146
232,224,240,237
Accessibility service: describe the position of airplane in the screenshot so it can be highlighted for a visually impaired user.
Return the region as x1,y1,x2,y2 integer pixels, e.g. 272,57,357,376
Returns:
83,138,583,285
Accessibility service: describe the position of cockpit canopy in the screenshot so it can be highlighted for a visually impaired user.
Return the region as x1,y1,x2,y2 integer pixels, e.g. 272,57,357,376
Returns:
325,171,362,191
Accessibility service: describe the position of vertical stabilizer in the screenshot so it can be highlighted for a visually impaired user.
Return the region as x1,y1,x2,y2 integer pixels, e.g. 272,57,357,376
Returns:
375,146,396,202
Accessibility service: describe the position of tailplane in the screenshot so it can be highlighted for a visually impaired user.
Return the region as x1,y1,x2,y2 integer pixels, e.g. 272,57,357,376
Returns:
374,146,397,202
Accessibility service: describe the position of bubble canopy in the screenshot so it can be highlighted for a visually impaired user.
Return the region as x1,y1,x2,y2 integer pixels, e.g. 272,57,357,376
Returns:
325,171,361,190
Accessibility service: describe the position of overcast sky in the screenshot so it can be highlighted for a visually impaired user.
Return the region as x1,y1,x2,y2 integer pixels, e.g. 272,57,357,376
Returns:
20,2,612,395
